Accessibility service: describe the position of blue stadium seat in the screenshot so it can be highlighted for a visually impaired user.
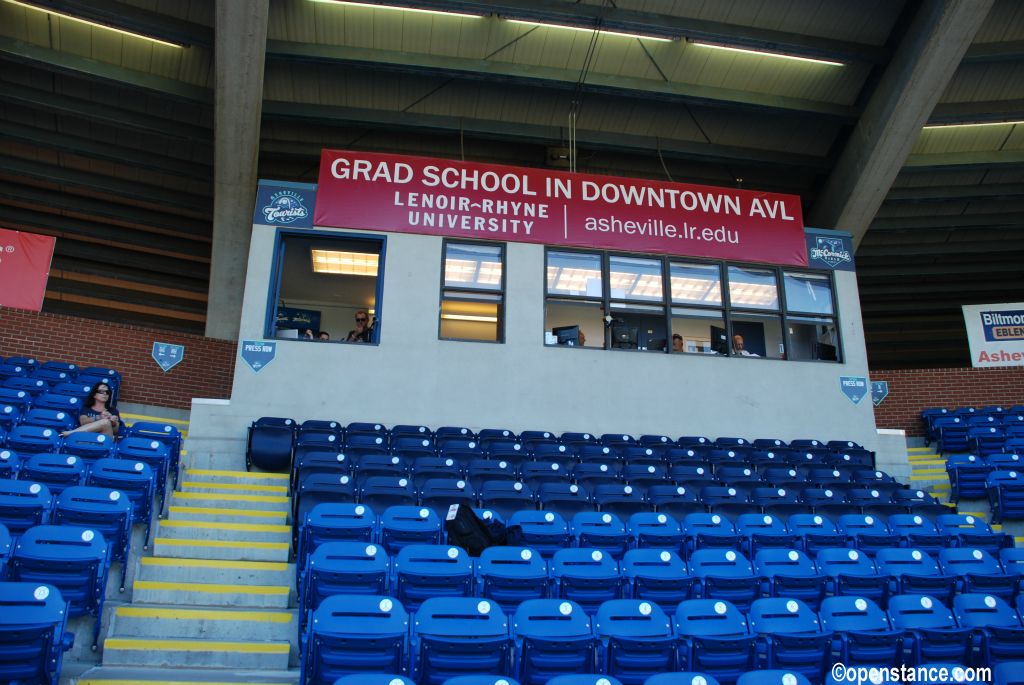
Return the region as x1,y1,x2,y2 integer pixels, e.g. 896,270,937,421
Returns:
480,481,535,520
571,512,629,560
298,503,377,574
345,421,388,440
30,392,80,414
6,425,60,458
748,598,832,683
952,593,1024,665
86,457,156,546
294,474,357,526
623,463,668,487
20,453,85,496
115,436,172,511
689,549,759,612
750,487,806,518
735,671,811,685
301,595,409,685
419,478,476,518
934,417,969,454
301,542,389,624
595,599,675,685
647,485,704,518
389,436,436,459
946,455,990,502
3,376,47,397
674,599,757,685
0,582,74,685
39,361,78,377
699,486,749,517
819,595,901,667
935,514,1012,555
787,514,845,556
416,457,467,488
620,549,693,613
437,438,484,465
0,447,20,478
815,548,889,607
393,544,473,611
735,513,796,556
546,675,622,685
0,479,53,535
512,599,596,685
53,485,132,590
886,514,950,554
682,513,742,558
0,403,23,432
126,420,184,487
477,546,549,612
245,418,295,472
411,596,511,685
573,462,623,490
970,426,1007,457
669,464,713,486
875,549,956,606
489,442,530,467
334,675,414,685
59,432,116,471
627,512,684,551
508,510,570,558
594,484,650,519
21,408,76,432
579,444,621,464
379,506,443,555
10,524,109,647
988,470,1024,523
391,424,432,441
521,461,572,489
361,476,417,511
646,675,721,685
887,594,972,665
836,514,898,555
293,450,351,494
355,454,409,483
441,677,521,685
999,547,1024,592
550,548,623,614
753,549,826,611
938,547,1017,603
467,459,517,490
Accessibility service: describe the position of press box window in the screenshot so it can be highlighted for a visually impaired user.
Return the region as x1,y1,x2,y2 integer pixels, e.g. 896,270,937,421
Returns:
670,262,724,355
727,266,783,358
269,233,383,343
545,250,603,347
439,241,504,343
784,272,839,362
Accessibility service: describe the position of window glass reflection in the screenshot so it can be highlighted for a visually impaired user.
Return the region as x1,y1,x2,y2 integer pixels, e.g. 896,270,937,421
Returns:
728,266,779,310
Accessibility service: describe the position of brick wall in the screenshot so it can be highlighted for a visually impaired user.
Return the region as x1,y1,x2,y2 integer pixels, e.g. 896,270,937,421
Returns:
871,366,1024,437
0,306,235,410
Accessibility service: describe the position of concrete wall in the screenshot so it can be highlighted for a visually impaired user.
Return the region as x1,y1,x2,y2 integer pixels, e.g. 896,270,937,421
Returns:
188,224,883,465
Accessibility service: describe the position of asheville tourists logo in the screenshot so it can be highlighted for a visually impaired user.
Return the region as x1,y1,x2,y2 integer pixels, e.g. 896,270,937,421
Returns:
810,237,852,269
262,190,309,225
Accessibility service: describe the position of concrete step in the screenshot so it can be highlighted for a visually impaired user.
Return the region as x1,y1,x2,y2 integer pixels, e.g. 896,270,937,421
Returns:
76,666,298,685
178,480,289,496
166,505,288,524
152,537,289,562
181,468,289,486
156,520,292,544
110,605,296,643
101,637,290,669
136,556,294,590
131,578,290,608
170,490,290,513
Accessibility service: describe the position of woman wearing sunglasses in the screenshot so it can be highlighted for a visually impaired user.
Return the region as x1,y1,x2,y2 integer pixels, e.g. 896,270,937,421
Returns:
61,381,121,437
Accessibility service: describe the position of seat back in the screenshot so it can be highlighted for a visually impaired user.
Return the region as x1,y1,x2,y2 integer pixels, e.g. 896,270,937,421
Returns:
379,505,442,554
627,512,683,550
0,582,73,685
674,599,757,683
507,510,570,558
570,512,628,559
21,453,85,495
550,548,622,613
302,541,389,618
85,458,155,535
0,479,53,535
477,546,548,612
512,598,595,685
620,548,693,613
393,544,473,611
53,485,132,565
594,599,675,683
303,595,409,685
412,596,510,685
6,425,60,457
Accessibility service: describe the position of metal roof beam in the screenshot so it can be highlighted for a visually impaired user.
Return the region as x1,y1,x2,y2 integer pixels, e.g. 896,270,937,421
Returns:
902,149,1024,170
10,0,213,47
962,40,1024,63
929,99,1024,124
885,182,1024,202
869,213,1024,230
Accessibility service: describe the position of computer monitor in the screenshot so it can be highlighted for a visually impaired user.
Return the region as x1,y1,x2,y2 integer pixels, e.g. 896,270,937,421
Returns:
611,322,638,349
275,328,299,340
817,343,838,361
552,325,581,346
709,325,729,355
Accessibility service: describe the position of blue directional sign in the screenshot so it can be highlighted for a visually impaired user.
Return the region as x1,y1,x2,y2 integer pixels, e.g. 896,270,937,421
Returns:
241,340,277,373
839,376,868,405
151,342,184,373
871,381,890,407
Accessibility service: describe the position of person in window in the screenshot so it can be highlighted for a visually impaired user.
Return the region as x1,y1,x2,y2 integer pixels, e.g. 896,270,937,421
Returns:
732,334,759,357
346,310,372,343
301,328,315,340
318,331,330,341
61,381,120,437
672,333,684,353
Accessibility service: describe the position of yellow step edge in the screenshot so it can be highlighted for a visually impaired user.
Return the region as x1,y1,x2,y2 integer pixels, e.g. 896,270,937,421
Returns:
961,511,988,518
992,524,1003,531
173,492,289,504
140,557,289,571
77,681,289,685
159,520,291,533
115,606,293,622
1016,537,1023,544
184,468,289,480
910,468,947,475
168,505,287,519
180,481,288,493
133,580,289,596
911,460,946,466
121,415,190,429
152,538,289,550
103,638,289,654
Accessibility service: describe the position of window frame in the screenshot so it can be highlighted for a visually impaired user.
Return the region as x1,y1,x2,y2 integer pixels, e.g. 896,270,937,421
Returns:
438,238,507,344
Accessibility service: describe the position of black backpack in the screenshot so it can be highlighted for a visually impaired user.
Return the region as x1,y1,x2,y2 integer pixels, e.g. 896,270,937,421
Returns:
444,504,523,556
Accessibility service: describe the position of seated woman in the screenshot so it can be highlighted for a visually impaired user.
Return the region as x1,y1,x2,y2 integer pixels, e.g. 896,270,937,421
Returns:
61,381,121,438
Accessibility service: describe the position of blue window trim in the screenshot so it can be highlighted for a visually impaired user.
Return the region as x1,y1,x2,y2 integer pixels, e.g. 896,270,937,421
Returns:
263,228,387,343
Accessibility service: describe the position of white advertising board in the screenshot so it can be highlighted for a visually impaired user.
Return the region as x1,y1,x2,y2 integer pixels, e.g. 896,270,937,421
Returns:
962,302,1024,367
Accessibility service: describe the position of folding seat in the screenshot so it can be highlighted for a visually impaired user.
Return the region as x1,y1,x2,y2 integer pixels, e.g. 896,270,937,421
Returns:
2,376,46,397
988,470,1024,523
389,435,437,460
301,594,409,685
850,469,901,493
677,436,712,448
0,447,20,478
345,421,388,439
621,548,693,612
699,486,749,518
59,432,115,471
875,548,956,605
480,480,536,520
620,446,662,466
594,483,650,519
512,598,597,685
749,487,807,518
297,503,377,575
936,514,1013,554
54,485,132,590
648,485,705,518
573,462,622,489
559,431,597,449
809,466,852,489
537,483,594,519
0,582,75,685
595,599,675,685
735,671,811,685
435,426,475,441
293,450,351,494
999,547,1024,593
391,424,432,441
116,436,172,510
846,488,903,518
787,513,845,556
294,431,344,467
550,548,622,613
816,548,889,607
934,417,970,454
886,514,949,554
355,454,409,484
837,514,899,555
51,381,92,399
705,449,750,469
887,594,972,665
754,549,826,611
39,360,78,377
665,448,707,467
735,513,797,556
20,408,75,433
602,433,637,449
476,546,548,612
819,595,901,667
753,438,788,450
10,524,109,647
938,547,1018,603
639,434,674,449
20,453,85,497
467,459,516,490
571,512,629,560
333,675,414,685
379,505,443,554
922,409,951,444
748,449,788,468
438,438,485,465
647,675,722,685
988,453,1024,470
410,456,464,488
392,543,473,611
682,513,741,558
578,444,620,464
294,473,356,525
946,454,991,502
301,541,389,623
343,433,391,462
627,512,683,551
360,475,417,511
969,426,1007,457
520,430,558,450
0,388,32,414
530,443,577,465
670,464,713,486
508,510,571,558
689,549,759,612
748,598,832,683
716,437,750,449
419,478,476,517
893,489,950,517
32,371,74,389
441,677,520,685
6,425,60,458
827,447,877,469
86,457,155,545
521,461,572,490
953,593,1024,666
623,463,668,487
715,466,758,487
411,596,511,685
674,599,757,685
760,467,804,489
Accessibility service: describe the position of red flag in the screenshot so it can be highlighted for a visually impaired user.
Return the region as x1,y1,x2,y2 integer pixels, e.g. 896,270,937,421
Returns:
0,228,56,312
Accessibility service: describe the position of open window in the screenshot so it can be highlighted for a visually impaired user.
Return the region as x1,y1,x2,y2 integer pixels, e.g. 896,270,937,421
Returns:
439,240,505,343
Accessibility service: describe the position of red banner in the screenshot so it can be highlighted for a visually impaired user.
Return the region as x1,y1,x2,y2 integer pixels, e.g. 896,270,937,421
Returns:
315,150,807,266
0,228,55,312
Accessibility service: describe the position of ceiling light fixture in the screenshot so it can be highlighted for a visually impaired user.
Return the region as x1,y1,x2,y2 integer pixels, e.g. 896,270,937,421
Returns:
441,314,499,323
311,249,379,276
689,40,843,66
3,0,184,47
923,120,1024,130
508,19,673,42
310,0,483,19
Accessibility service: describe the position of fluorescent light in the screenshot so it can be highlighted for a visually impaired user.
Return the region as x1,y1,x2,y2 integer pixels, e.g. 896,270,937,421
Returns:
4,0,184,47
311,249,379,275
923,120,1024,130
690,40,843,66
311,0,483,19
445,258,502,286
547,265,602,294
671,276,722,304
508,19,673,42
441,314,498,323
